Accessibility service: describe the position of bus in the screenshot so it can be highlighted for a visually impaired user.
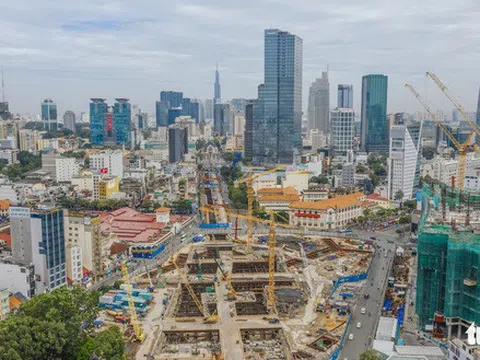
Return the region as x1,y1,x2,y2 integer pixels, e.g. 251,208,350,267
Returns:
180,233,187,243
340,229,352,233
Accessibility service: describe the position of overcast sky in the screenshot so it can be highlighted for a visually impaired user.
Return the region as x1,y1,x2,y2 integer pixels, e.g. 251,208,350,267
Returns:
1,0,479,116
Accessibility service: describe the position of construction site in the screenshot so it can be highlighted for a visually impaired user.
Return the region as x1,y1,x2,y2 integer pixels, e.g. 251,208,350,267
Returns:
132,230,374,360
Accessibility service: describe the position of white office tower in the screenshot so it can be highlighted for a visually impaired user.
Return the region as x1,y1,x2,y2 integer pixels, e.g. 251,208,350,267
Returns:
90,150,124,180
331,108,355,154
387,125,418,201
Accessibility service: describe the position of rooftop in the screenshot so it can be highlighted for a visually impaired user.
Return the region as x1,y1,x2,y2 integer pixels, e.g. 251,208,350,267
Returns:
367,193,390,202
101,207,190,244
289,192,364,211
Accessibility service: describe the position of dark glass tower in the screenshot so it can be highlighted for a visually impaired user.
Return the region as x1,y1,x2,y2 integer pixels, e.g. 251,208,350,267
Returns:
361,74,388,152
214,64,221,104
90,98,107,146
253,29,303,164
113,98,131,145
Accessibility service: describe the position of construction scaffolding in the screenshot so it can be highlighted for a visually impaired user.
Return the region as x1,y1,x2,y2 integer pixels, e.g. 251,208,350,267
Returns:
417,183,480,331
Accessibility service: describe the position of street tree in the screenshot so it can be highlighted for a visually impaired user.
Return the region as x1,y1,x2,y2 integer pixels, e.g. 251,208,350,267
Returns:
360,349,381,360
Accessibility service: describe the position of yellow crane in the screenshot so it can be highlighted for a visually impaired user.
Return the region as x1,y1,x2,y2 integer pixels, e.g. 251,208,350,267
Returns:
213,257,237,300
120,261,145,342
171,255,218,323
234,165,286,245
200,206,300,314
405,83,474,190
426,72,480,140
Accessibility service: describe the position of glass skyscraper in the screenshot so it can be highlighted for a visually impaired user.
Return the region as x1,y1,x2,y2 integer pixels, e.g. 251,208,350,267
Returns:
361,74,388,152
113,98,131,145
214,64,221,104
160,91,183,108
253,29,303,164
41,98,57,130
337,84,353,108
90,98,108,146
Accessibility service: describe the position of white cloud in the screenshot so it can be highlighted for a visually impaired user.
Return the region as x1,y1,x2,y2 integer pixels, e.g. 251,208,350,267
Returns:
0,0,479,115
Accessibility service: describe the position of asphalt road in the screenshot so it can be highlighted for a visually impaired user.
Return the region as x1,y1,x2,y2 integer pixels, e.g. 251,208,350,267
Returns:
339,238,396,360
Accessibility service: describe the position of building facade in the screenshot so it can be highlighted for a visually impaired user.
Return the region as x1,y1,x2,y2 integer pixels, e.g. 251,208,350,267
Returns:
307,72,330,134
244,101,254,160
90,98,108,146
113,98,131,145
41,98,57,130
90,150,124,180
155,100,169,127
214,103,232,136
160,91,183,108
331,108,355,153
10,207,66,292
63,110,76,132
214,65,221,104
361,74,389,152
168,125,188,163
253,29,303,164
337,84,353,108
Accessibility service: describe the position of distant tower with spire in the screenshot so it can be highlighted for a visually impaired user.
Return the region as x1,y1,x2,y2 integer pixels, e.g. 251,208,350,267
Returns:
214,63,221,104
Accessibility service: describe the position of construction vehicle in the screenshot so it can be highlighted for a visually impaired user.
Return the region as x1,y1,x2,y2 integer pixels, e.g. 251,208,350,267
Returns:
405,83,475,190
171,255,218,324
143,259,155,292
120,261,145,342
234,165,286,245
213,258,237,300
200,206,300,315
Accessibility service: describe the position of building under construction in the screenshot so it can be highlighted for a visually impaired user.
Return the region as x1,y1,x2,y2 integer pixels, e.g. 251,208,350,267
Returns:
141,233,373,360
416,183,480,338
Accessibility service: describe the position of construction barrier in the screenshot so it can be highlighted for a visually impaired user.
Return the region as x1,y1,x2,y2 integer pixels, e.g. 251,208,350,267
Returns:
328,313,352,360
199,223,230,229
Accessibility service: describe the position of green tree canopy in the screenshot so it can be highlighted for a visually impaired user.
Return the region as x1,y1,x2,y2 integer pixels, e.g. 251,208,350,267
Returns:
76,327,126,360
360,349,381,360
394,190,404,201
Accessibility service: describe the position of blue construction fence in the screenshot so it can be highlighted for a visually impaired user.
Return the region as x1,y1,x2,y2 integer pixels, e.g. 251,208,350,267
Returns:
199,223,230,229
329,314,352,360
132,244,166,259
330,272,368,296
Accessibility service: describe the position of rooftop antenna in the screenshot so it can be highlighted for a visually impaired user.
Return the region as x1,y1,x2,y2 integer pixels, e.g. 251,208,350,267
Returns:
1,67,4,102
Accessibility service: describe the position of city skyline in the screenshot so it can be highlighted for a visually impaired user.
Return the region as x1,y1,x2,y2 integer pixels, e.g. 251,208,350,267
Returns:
1,1,479,115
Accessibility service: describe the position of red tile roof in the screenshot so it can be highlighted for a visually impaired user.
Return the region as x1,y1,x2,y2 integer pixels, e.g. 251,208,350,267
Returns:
367,193,389,202
101,207,190,244
0,233,11,247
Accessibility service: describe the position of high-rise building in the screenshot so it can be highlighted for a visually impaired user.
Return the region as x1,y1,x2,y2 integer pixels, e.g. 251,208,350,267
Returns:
19,129,41,151
244,101,254,160
0,102,9,120
181,98,200,122
253,29,303,164
10,206,66,292
361,74,389,152
337,84,353,108
307,72,330,134
214,64,221,104
331,108,355,153
41,98,57,130
113,98,131,145
64,211,103,282
161,91,183,108
387,125,418,201
214,103,233,136
155,100,168,128
63,110,76,132
90,150,124,180
168,125,188,163
90,98,108,146
204,99,214,120
230,98,247,114
167,108,182,126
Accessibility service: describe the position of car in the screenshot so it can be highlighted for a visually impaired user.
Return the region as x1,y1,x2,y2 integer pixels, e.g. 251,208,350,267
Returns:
348,333,354,340
356,322,362,328
361,307,366,314
370,236,376,240
364,293,370,299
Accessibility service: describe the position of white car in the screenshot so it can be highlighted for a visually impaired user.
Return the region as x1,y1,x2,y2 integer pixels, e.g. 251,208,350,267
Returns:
361,307,366,314
356,322,362,328
348,333,354,340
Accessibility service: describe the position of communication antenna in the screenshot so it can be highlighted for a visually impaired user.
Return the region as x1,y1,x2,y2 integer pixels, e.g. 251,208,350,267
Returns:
1,67,5,102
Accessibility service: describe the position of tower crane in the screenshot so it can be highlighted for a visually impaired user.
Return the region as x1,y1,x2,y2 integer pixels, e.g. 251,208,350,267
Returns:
426,72,480,141
234,165,286,245
199,206,300,314
171,255,218,323
120,261,145,342
405,83,474,191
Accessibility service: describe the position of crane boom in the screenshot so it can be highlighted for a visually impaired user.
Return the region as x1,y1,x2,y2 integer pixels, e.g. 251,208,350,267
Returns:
426,72,480,138
172,256,206,317
234,165,286,245
120,261,145,342
267,211,277,314
213,258,237,299
405,83,462,149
